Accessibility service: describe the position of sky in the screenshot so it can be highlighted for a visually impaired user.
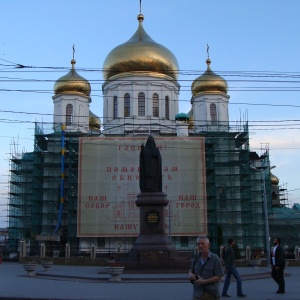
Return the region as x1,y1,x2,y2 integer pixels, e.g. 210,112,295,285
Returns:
1,0,300,227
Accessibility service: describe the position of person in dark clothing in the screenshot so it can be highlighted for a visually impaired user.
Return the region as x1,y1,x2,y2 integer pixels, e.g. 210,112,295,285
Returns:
222,238,246,298
271,237,285,294
139,135,162,192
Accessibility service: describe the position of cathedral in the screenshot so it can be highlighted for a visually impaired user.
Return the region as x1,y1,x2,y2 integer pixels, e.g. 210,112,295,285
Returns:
8,9,299,258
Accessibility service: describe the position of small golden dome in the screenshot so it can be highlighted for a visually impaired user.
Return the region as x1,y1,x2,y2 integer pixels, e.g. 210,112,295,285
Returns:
191,59,228,96
103,14,179,81
270,172,279,185
89,110,101,130
54,59,91,97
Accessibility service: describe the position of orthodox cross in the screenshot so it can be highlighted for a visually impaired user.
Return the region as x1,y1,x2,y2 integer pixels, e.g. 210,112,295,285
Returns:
207,44,210,59
72,44,75,59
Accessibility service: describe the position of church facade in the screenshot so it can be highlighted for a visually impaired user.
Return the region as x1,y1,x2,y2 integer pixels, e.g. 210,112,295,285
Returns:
8,10,294,258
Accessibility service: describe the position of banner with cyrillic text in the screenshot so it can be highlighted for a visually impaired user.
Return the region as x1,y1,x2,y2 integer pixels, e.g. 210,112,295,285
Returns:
77,137,207,237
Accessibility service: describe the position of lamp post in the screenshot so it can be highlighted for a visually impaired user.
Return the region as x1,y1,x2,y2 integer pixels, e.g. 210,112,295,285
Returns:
251,165,276,267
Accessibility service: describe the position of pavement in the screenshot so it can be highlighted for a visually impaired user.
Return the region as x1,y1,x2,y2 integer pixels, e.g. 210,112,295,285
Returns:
0,262,300,300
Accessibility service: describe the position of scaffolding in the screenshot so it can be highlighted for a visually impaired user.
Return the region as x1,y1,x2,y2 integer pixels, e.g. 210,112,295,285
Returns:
198,122,269,253
7,123,100,253
7,121,299,257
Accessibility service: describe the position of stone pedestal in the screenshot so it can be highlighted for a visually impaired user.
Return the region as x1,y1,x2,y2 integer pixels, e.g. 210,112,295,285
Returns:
105,266,125,282
130,192,177,264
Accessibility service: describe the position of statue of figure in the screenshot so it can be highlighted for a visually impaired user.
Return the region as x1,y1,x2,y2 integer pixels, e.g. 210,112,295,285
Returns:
139,136,162,192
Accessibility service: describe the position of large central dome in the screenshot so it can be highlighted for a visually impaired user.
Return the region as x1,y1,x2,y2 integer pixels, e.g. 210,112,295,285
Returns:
103,14,179,81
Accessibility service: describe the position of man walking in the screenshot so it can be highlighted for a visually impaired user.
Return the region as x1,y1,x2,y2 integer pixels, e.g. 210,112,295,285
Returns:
222,238,246,298
271,237,285,294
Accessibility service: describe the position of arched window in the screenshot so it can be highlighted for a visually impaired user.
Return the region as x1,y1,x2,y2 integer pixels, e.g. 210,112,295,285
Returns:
124,93,130,117
153,93,159,117
210,103,217,125
165,96,170,120
138,92,145,116
66,104,73,126
113,96,118,119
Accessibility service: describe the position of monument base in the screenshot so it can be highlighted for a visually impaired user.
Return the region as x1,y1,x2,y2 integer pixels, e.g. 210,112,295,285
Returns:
128,192,178,265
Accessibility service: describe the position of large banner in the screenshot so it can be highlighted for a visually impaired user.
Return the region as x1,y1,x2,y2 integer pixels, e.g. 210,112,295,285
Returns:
77,137,207,237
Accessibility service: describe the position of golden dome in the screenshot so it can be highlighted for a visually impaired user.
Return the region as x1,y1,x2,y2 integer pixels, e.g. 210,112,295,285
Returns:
103,14,179,81
270,172,279,185
54,59,91,97
191,59,228,96
89,110,101,130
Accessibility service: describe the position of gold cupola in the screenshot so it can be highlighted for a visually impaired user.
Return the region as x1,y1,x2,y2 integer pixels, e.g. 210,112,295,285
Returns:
54,59,91,97
102,14,179,81
191,59,228,96
270,172,279,185
89,110,101,131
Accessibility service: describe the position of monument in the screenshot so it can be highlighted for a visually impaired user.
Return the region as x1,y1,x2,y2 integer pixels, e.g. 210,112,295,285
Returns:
139,135,162,193
130,135,177,267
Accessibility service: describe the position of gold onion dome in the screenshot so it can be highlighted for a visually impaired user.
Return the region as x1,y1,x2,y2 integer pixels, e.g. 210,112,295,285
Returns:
103,14,179,81
54,59,91,97
89,110,101,130
191,58,228,96
270,172,279,185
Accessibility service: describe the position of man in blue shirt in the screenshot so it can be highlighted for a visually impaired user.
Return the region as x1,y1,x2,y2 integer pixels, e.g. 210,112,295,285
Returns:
189,236,224,300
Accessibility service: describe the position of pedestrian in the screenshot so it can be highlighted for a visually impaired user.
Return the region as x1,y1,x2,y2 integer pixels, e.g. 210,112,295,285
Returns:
222,238,246,298
270,237,285,294
189,236,224,300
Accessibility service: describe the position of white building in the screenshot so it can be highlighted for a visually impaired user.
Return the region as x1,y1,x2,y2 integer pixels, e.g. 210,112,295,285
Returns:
8,10,291,258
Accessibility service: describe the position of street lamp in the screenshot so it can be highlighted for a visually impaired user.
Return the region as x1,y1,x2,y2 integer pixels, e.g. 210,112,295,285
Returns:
251,165,276,267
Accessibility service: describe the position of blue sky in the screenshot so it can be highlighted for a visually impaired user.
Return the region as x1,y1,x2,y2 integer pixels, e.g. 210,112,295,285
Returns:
1,0,300,227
